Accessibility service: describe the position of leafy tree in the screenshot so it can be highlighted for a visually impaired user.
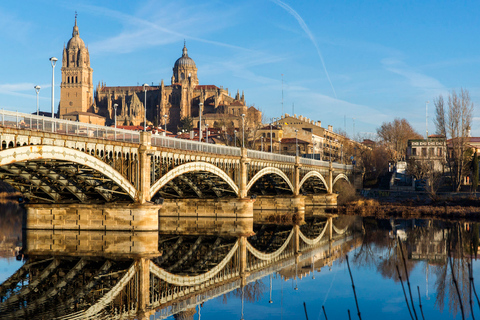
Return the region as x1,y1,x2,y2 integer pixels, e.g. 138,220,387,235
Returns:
376,118,422,162
179,116,193,132
434,89,474,191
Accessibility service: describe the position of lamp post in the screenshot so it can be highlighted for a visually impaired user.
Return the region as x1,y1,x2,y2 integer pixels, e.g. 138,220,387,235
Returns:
113,103,118,140
269,274,273,304
163,114,168,136
205,123,209,143
49,57,57,120
295,129,299,157
199,102,203,142
270,118,273,152
113,104,118,129
142,83,149,132
241,113,245,148
234,130,237,147
34,85,41,116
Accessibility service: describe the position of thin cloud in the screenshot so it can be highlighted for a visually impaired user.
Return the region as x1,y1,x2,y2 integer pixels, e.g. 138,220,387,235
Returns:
381,58,445,91
0,83,51,99
270,0,337,98
81,3,257,55
0,10,32,44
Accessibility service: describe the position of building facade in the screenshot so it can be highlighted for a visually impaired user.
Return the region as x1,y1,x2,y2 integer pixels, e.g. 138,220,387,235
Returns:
58,18,261,131
406,135,447,172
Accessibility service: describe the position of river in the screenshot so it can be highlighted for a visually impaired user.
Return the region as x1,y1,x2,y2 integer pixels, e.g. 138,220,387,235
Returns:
0,202,478,319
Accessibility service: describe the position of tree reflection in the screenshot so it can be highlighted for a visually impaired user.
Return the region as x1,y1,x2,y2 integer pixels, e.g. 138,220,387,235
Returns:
431,222,475,318
221,279,266,304
353,218,416,281
354,218,480,318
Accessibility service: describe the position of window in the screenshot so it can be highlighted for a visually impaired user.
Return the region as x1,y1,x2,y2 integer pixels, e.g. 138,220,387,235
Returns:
412,148,416,156
422,148,427,156
438,148,442,157
272,133,276,138
429,148,434,156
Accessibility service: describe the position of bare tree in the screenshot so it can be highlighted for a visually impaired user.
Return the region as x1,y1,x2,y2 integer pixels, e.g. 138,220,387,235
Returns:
377,118,422,162
434,89,474,191
406,159,443,198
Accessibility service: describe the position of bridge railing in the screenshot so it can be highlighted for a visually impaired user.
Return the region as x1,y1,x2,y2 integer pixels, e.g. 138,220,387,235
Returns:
299,157,353,170
151,135,241,156
247,149,296,163
0,109,141,143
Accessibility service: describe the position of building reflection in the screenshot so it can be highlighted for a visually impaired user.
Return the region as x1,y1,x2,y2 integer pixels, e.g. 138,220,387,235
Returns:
358,218,479,318
0,206,362,320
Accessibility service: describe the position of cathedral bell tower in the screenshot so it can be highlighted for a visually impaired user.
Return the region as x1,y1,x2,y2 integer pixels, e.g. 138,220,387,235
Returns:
59,15,94,117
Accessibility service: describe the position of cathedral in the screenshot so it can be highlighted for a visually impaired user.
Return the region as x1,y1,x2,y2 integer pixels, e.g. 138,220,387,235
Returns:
58,17,262,132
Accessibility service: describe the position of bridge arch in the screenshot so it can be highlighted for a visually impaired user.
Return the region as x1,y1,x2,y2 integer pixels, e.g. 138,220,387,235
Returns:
0,145,136,200
333,173,350,187
150,161,239,198
299,171,329,192
246,167,294,193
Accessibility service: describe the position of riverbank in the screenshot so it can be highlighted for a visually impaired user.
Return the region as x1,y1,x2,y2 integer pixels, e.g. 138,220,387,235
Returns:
340,190,480,220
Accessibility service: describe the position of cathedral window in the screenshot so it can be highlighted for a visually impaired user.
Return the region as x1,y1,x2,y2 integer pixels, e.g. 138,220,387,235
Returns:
181,73,185,80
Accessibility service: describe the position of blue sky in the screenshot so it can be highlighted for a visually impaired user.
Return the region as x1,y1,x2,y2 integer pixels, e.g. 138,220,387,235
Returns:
1,0,480,138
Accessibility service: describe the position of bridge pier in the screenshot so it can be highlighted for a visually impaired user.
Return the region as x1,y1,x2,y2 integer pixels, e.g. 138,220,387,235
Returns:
239,148,248,199
328,162,333,193
304,193,338,207
137,131,154,204
294,156,301,196
160,198,254,219
26,203,161,231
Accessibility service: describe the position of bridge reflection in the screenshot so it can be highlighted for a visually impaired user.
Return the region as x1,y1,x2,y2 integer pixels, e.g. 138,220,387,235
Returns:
0,213,362,320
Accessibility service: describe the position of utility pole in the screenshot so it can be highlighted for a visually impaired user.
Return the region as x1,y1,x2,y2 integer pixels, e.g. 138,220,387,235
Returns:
281,74,284,116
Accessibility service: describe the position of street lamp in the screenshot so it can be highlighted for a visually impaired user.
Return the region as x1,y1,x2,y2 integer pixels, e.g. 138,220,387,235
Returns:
142,83,149,132
269,274,273,304
199,102,203,142
234,130,237,147
163,114,168,136
49,57,57,119
295,129,299,157
34,85,41,116
205,123,209,143
113,104,118,129
270,118,273,152
241,113,245,148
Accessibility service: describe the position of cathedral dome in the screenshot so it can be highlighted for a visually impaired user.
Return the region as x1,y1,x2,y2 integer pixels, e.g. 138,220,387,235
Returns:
66,17,85,50
174,44,196,68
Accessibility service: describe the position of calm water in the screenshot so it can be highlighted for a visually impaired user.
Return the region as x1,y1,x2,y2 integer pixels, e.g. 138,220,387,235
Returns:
1,203,479,320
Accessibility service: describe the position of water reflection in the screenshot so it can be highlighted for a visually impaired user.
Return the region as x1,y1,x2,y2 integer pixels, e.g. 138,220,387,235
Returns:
2,205,480,319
